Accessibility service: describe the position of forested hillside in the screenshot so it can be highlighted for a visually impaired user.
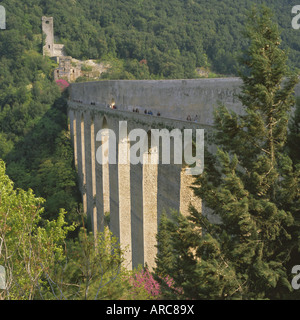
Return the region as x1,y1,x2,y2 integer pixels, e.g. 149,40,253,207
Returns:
0,1,300,300
0,0,299,224
1,0,300,79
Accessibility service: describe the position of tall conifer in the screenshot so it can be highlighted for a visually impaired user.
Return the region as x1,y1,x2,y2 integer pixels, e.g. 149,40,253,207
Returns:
155,7,300,300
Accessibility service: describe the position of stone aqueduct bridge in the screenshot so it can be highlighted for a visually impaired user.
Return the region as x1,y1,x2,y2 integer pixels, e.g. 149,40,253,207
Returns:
67,78,300,270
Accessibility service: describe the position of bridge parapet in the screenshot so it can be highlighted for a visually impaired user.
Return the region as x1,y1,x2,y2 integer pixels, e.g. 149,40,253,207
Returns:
67,78,300,270
69,78,246,125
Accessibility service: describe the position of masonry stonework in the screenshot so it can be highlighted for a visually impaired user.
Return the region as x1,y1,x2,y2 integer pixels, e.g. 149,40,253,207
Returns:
68,78,300,270
42,17,83,82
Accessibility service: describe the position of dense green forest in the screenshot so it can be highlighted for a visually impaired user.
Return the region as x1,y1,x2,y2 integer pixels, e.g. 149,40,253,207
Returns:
0,0,300,300
1,0,300,79
0,0,298,229
155,7,300,300
0,0,296,225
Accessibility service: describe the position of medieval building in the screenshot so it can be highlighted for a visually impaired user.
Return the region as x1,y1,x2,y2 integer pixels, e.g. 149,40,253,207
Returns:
42,16,81,82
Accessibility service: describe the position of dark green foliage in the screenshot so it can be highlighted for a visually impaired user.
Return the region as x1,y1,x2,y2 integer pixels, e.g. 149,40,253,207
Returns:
1,0,300,79
41,0,300,76
155,7,300,300
288,98,300,164
1,0,300,300
44,228,130,300
0,3,82,227
155,212,176,278
2,93,82,226
155,210,201,299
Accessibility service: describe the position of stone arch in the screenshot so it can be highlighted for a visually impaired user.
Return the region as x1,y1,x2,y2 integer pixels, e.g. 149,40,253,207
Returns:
101,115,110,218
69,110,78,169
179,130,203,218
147,130,152,154
81,113,87,213
142,129,158,270
102,115,108,129
118,121,132,269
141,129,159,162
150,128,182,166
90,116,97,234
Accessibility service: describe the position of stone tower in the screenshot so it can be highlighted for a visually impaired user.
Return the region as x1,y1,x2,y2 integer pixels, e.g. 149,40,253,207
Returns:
42,16,66,57
42,16,81,82
42,16,54,57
